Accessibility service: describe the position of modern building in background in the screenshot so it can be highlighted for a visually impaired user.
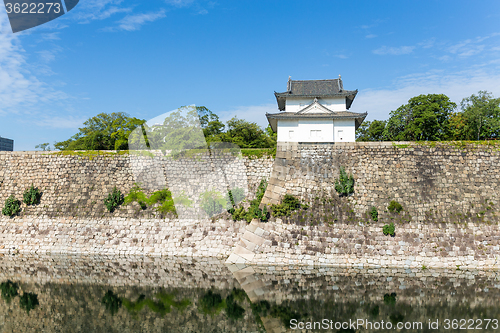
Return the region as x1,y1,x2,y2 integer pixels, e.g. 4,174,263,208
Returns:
0,137,14,151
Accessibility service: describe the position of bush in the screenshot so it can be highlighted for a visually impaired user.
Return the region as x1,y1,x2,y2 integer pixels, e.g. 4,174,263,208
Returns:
104,187,124,213
148,189,177,216
229,179,269,223
226,187,245,209
199,290,224,316
334,166,354,196
19,292,39,314
271,194,301,217
124,184,148,210
382,222,395,236
255,179,268,202
2,195,21,217
23,185,41,206
387,200,403,213
225,294,245,320
200,190,226,217
369,206,378,222
0,280,19,303
101,290,122,316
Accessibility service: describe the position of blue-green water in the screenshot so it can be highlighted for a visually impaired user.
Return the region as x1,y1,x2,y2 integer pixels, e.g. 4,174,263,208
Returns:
0,254,499,332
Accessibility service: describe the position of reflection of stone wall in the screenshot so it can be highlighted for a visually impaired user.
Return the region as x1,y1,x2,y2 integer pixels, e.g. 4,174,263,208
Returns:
0,282,260,333
0,151,273,219
0,255,237,289
262,142,500,224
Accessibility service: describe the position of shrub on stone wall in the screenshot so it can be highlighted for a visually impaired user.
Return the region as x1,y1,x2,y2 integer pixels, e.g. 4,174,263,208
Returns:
271,194,302,217
387,200,403,213
23,185,41,206
148,189,176,216
334,166,354,196
104,187,124,213
225,187,245,209
369,206,379,222
383,222,395,236
229,179,269,223
200,190,226,217
124,184,148,210
2,195,21,217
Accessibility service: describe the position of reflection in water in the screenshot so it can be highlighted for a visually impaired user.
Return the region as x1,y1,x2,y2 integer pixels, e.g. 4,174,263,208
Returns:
0,254,499,331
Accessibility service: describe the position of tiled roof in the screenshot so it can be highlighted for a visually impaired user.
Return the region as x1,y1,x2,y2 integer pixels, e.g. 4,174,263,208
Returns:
274,78,358,110
266,111,368,132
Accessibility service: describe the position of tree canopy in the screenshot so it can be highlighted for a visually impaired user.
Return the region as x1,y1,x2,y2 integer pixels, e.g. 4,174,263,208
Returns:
383,94,457,141
356,92,500,142
54,112,146,151
55,107,277,151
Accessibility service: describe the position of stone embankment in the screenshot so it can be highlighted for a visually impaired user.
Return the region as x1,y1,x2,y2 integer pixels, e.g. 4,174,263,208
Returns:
227,219,500,270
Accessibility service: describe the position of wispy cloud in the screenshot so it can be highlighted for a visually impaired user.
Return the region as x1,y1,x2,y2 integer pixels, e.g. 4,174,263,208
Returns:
36,115,87,129
164,0,196,7
0,15,67,115
111,9,167,31
373,45,415,55
365,34,377,39
74,0,133,23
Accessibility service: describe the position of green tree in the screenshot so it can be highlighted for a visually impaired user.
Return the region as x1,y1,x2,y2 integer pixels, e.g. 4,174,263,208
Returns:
35,143,51,151
219,117,275,148
356,120,387,141
458,91,500,140
54,112,145,150
383,94,456,141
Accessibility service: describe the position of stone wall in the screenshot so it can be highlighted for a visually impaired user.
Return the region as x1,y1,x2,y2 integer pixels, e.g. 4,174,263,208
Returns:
227,219,500,270
0,151,273,219
262,141,500,224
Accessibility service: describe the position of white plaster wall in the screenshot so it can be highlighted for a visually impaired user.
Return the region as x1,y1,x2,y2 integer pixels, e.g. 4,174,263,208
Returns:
277,119,335,142
277,119,299,142
285,97,346,112
334,119,356,142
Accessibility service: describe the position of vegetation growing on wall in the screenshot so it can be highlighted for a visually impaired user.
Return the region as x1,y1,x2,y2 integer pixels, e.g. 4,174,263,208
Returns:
334,166,354,196
228,179,269,223
104,187,124,213
369,206,379,222
124,184,177,216
23,185,41,206
387,200,403,213
383,223,396,236
270,194,303,217
2,195,21,217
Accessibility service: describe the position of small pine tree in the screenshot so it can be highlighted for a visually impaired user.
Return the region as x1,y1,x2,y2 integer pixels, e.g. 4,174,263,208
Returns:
334,166,355,196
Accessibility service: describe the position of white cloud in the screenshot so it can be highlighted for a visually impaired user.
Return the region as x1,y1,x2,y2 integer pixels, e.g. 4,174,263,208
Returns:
373,45,415,55
74,0,133,23
35,115,87,129
0,15,67,115
164,0,196,7
365,34,377,39
350,69,500,121
114,9,167,31
218,104,277,128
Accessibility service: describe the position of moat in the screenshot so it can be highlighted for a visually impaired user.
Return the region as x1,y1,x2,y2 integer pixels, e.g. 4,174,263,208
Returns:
0,254,499,332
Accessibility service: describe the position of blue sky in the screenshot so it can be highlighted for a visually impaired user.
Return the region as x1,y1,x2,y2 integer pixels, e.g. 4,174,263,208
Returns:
1,0,500,150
